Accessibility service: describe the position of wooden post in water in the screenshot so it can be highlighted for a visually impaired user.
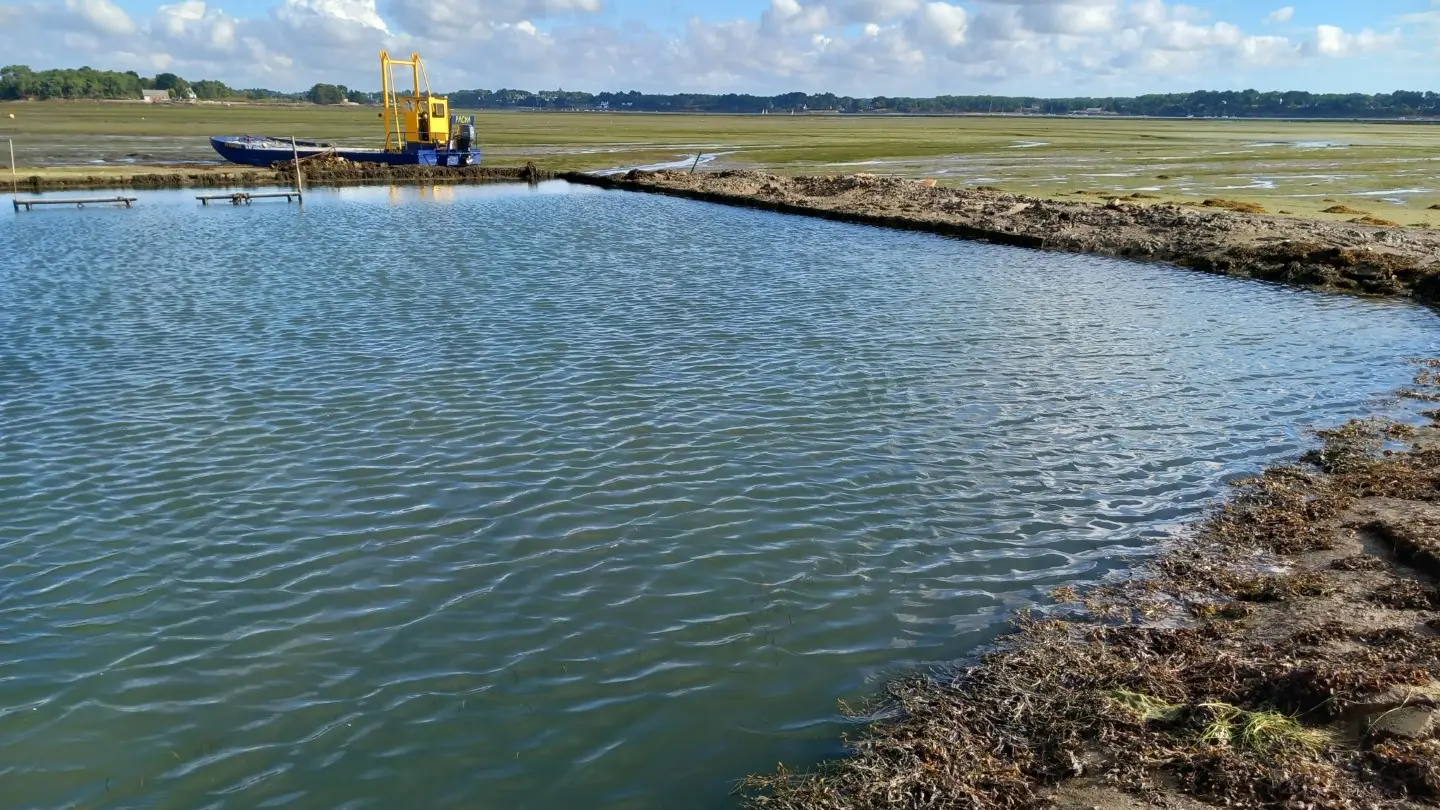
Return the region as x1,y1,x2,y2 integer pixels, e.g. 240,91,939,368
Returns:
291,136,304,201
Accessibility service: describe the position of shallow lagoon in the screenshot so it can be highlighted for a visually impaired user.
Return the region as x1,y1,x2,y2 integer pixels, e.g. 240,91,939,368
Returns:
2,182,1436,809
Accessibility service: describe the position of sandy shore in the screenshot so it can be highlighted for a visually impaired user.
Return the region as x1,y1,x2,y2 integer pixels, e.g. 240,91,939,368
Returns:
570,170,1440,304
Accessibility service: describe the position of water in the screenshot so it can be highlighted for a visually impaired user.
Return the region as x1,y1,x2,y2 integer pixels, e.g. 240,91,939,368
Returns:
1,183,1436,810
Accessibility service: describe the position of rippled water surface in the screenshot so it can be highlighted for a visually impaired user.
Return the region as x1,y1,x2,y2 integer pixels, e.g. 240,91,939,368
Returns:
2,183,1437,810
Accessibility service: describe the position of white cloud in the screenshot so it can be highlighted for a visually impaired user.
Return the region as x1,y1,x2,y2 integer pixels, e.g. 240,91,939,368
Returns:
66,0,135,36
385,0,599,39
1020,1,1119,35
1264,6,1294,25
1310,24,1400,56
282,0,390,33
834,0,921,23
761,0,833,36
154,2,237,50
0,0,1423,96
908,2,967,48
1234,34,1298,65
1398,0,1440,27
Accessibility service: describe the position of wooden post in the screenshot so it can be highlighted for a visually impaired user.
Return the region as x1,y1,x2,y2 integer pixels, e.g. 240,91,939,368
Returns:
8,138,16,198
291,136,304,200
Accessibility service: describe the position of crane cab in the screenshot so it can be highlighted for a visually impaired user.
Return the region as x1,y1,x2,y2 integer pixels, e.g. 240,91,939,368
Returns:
381,51,451,151
389,94,450,150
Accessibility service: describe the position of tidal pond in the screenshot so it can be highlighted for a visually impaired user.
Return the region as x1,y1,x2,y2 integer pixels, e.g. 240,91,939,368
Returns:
2,182,1436,809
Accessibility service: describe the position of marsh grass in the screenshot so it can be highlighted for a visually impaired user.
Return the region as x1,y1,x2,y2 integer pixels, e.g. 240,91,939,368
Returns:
4,104,1440,222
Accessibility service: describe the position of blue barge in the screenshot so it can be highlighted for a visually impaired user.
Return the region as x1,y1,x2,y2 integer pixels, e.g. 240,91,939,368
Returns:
210,135,481,168
211,51,481,169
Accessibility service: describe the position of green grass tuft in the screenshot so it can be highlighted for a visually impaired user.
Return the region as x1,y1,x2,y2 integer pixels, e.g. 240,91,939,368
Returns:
1199,702,1331,753
1109,689,1183,723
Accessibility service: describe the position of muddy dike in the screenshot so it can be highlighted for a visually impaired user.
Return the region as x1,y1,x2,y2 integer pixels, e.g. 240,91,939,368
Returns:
567,170,1440,305
12,162,551,192
13,168,275,192
290,160,550,187
738,368,1440,810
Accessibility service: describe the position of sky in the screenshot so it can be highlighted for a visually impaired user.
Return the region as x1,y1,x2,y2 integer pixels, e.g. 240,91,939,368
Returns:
0,0,1436,96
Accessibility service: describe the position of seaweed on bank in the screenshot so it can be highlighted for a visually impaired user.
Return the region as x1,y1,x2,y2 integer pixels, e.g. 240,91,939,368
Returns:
281,159,550,186
742,375,1440,810
17,162,552,193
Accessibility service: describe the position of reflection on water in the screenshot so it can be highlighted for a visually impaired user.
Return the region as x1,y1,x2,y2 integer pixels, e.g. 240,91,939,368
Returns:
1,182,1436,810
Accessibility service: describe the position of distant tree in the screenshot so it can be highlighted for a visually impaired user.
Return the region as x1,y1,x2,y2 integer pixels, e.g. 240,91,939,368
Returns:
307,83,346,104
191,79,235,100
152,72,192,99
0,64,35,98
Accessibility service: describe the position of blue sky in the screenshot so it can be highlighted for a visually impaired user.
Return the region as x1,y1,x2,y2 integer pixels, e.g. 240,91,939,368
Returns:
4,1,1437,95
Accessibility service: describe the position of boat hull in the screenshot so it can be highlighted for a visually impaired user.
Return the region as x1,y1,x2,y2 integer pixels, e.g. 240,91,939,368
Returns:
210,136,482,168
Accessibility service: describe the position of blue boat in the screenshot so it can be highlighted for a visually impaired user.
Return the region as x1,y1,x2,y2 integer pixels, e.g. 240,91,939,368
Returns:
210,135,482,168
211,51,482,169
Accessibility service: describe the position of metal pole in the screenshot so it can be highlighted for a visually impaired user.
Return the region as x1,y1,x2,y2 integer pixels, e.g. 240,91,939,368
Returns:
291,136,304,200
690,152,703,174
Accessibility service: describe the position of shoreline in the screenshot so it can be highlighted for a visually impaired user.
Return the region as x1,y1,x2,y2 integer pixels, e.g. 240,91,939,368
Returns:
4,163,553,192
560,171,1440,807
14,165,1440,307
741,401,1440,810
569,170,1440,305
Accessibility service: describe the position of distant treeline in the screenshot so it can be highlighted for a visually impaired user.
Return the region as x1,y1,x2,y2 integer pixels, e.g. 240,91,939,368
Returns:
0,65,376,104
454,88,1440,118
3,64,1437,118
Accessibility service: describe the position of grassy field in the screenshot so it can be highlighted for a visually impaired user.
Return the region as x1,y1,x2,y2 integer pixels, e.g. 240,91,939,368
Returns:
4,101,1438,224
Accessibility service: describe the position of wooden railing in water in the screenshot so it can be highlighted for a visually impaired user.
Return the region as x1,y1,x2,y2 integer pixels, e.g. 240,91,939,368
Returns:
13,196,137,211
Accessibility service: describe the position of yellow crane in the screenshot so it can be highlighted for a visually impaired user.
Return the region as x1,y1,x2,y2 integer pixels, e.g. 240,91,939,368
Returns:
380,51,467,155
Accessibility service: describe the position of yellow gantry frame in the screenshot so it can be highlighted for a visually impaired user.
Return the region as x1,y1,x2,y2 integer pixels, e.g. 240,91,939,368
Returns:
380,51,450,152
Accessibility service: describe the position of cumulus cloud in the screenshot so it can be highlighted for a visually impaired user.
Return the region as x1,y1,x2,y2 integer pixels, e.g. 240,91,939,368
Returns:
154,2,237,49
761,0,833,36
66,0,136,36
908,2,967,48
834,0,921,23
280,0,389,34
1310,24,1400,57
1018,0,1120,35
1264,6,1294,25
385,0,599,39
0,0,1421,95
1398,0,1440,27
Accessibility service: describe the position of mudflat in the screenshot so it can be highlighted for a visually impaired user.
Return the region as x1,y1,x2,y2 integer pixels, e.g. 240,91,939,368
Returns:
4,105,1438,223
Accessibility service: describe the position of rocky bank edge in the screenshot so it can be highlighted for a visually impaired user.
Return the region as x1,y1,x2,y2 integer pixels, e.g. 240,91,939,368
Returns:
10,162,552,191
568,170,1440,304
737,366,1440,810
